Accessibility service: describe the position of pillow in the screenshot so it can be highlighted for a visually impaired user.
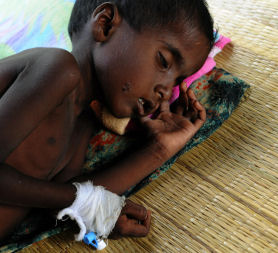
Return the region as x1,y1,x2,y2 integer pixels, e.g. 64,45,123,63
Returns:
170,33,231,103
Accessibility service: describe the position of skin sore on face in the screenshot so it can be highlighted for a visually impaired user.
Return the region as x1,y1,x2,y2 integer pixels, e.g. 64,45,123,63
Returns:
122,82,131,92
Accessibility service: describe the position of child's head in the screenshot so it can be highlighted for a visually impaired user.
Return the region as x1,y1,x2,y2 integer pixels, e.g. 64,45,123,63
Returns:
69,1,215,118
68,0,215,48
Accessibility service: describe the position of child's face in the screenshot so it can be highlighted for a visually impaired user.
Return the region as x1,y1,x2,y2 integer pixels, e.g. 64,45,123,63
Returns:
93,21,210,118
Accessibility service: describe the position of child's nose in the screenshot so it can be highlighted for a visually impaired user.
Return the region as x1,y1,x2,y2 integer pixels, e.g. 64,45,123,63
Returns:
154,84,173,102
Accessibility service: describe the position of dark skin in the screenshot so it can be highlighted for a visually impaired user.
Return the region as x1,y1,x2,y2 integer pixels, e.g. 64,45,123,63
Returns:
0,3,209,241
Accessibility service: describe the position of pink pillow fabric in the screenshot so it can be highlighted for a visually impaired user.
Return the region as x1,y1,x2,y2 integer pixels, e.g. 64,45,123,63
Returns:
169,34,231,103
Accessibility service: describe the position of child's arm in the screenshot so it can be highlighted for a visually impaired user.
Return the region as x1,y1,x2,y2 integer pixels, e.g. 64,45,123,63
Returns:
0,50,151,239
0,163,76,208
77,86,206,195
0,163,151,239
0,49,81,208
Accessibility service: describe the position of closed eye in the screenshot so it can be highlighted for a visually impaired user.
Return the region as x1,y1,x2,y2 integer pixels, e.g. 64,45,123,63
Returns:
158,52,169,69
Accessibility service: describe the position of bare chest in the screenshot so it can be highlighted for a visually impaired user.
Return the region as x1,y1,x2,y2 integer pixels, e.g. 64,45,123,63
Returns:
5,97,92,180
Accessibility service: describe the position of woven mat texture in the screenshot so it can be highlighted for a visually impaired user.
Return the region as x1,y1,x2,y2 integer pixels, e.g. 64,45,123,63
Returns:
20,0,278,252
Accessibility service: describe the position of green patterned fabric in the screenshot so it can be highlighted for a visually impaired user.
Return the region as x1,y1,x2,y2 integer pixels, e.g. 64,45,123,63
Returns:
0,68,249,252
83,68,250,196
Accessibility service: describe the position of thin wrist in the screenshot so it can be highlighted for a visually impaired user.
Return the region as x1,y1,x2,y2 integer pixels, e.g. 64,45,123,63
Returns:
145,138,171,165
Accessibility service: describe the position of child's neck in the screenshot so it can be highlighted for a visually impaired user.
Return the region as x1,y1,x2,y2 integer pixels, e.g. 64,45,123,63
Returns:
71,39,98,107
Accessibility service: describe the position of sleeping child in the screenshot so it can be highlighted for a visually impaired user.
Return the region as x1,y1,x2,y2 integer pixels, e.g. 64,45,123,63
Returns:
0,0,214,243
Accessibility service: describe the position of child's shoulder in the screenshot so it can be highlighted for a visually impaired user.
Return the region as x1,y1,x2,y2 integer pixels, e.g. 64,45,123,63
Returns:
28,48,82,96
31,47,81,87
0,47,81,100
2,47,77,67
25,48,81,90
1,47,80,78
29,47,80,76
35,47,77,65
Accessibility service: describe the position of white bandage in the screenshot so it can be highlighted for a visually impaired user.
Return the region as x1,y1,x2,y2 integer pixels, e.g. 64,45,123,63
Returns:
57,181,125,241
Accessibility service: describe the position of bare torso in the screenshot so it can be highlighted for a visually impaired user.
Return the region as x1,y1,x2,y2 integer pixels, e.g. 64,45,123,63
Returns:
1,48,94,181
5,99,92,181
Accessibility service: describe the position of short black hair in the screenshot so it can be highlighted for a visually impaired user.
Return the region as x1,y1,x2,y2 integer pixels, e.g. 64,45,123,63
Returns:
68,0,215,47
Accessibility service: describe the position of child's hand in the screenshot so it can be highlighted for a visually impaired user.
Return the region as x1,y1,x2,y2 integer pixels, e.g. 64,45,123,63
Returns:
140,87,206,160
109,199,151,239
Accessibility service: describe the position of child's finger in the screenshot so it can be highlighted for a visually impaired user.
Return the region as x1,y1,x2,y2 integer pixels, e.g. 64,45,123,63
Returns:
175,83,188,115
184,89,200,120
122,200,148,221
143,210,152,228
159,100,170,113
192,100,206,128
187,88,197,101
195,100,206,122
179,81,188,100
139,115,152,125
126,210,151,237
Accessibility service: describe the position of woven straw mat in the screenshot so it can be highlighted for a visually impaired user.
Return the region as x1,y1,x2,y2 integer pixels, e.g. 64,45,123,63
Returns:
20,0,278,252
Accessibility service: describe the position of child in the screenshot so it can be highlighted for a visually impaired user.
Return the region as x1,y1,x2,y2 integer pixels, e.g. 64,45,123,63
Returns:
0,0,214,242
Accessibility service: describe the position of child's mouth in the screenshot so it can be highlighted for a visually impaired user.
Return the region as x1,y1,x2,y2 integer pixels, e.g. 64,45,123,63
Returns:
137,98,157,116
138,98,145,106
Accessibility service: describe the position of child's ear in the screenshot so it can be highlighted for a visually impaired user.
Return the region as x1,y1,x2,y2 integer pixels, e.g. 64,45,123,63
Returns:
91,3,122,42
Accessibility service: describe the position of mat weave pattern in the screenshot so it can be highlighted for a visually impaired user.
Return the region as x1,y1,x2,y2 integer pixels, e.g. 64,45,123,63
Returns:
20,0,278,252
